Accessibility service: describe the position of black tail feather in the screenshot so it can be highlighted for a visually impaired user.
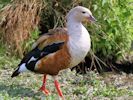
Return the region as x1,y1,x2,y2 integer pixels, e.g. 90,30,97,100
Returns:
11,68,20,78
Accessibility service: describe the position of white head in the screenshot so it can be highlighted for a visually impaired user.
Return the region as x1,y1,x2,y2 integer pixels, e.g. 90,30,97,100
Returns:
67,6,96,22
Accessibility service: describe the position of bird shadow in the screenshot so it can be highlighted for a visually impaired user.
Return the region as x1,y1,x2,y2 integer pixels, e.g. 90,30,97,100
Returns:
0,83,45,99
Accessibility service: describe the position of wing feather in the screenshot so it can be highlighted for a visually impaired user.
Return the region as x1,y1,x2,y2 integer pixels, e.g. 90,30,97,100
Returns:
18,28,69,72
32,27,67,50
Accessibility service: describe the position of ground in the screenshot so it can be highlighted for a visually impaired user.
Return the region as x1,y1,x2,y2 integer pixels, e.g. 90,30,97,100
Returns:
0,50,132,100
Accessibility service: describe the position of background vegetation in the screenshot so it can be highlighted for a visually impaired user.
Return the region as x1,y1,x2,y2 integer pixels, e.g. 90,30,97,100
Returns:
0,0,133,99
0,0,133,60
39,0,133,61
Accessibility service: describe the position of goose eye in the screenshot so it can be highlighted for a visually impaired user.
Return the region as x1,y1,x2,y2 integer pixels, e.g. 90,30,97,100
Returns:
82,11,86,14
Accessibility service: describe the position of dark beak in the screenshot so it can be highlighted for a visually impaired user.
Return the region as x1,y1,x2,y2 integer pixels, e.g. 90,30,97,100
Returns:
89,15,97,22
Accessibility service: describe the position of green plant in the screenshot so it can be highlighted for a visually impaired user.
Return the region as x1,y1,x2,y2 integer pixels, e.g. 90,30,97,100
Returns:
0,0,10,9
22,27,40,54
88,0,133,60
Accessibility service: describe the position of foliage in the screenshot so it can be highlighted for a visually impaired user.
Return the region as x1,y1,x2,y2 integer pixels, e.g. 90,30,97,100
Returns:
0,0,10,9
0,0,132,60
0,43,20,69
88,0,133,60
39,0,82,31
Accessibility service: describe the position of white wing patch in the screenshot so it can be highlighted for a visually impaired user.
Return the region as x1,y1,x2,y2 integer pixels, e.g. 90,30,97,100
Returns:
19,63,28,72
28,57,37,64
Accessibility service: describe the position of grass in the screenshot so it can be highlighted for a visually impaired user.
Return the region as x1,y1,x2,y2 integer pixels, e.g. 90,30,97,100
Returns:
0,46,133,100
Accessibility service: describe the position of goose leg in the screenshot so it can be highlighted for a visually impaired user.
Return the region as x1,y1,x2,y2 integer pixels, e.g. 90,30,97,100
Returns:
39,74,50,95
53,76,64,99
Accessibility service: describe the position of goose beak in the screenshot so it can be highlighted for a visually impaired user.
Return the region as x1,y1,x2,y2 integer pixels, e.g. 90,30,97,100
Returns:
89,15,97,22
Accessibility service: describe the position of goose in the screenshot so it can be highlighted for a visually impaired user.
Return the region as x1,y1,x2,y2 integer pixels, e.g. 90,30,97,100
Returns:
11,6,96,99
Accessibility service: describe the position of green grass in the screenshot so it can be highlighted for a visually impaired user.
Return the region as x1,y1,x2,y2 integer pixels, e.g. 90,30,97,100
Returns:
0,46,132,100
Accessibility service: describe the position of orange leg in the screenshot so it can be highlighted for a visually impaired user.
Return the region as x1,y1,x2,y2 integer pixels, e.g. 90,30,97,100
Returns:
53,76,64,99
39,75,50,95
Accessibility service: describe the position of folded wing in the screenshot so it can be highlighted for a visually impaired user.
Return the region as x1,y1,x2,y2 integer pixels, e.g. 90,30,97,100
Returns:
11,27,69,78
